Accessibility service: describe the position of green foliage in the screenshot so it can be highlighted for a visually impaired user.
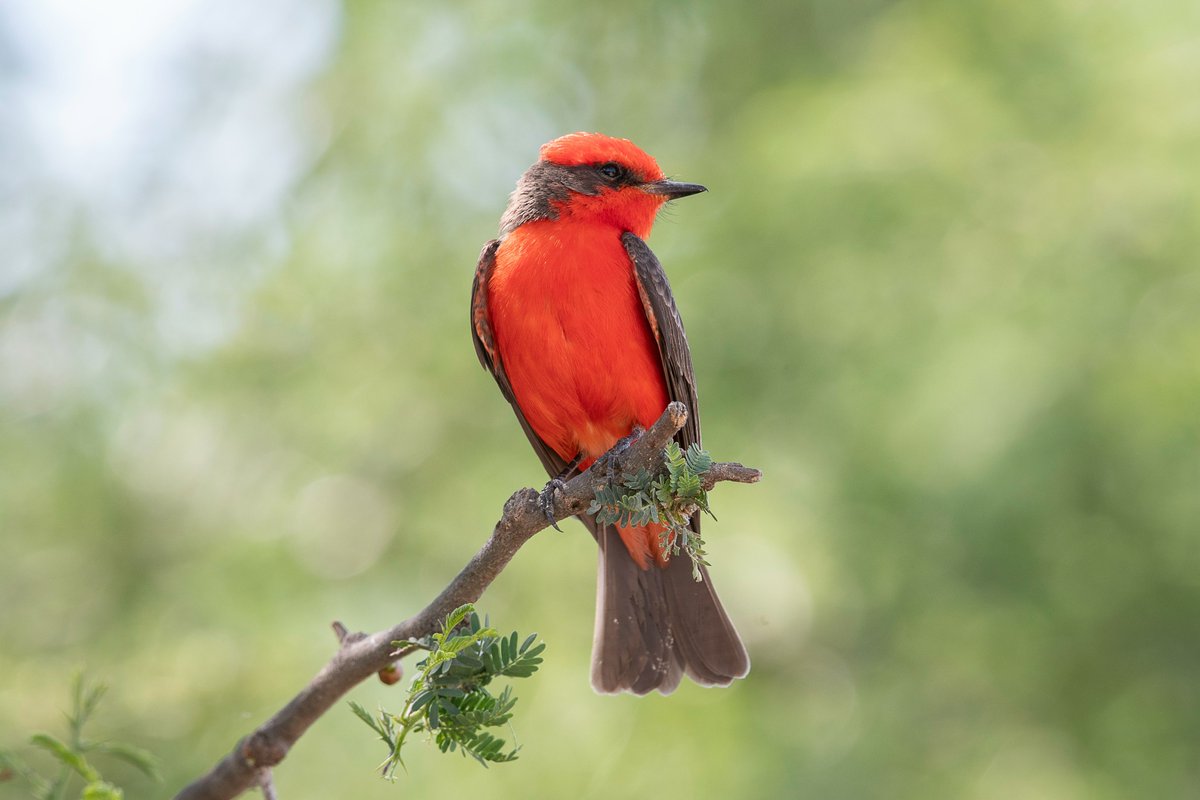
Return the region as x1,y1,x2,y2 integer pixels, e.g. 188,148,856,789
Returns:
588,442,715,580
350,604,545,778
0,675,159,800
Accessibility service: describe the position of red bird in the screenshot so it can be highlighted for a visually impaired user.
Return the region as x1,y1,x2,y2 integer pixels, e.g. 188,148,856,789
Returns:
471,132,748,694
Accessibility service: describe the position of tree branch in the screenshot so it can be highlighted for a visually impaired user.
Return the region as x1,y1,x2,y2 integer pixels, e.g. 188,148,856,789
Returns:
173,402,760,799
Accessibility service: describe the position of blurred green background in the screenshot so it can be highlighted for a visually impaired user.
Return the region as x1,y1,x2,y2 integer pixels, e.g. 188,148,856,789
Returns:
2,0,1198,797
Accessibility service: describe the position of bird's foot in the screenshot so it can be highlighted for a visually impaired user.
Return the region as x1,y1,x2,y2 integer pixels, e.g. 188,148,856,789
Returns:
538,453,583,532
601,426,644,485
539,478,567,532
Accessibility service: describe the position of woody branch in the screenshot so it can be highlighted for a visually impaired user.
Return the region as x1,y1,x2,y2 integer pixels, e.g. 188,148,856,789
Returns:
173,401,761,800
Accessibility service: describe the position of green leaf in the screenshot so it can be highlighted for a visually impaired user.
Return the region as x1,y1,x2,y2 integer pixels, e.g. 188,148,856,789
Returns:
349,701,396,754
685,443,713,474
0,749,52,796
82,780,124,800
409,690,436,714
30,734,99,782
2,675,159,799
443,604,473,633
70,674,108,735
85,743,161,782
359,603,544,776
586,442,720,583
428,700,441,729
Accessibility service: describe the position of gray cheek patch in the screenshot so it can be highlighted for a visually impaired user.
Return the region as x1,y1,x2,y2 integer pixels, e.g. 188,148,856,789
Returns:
499,162,615,234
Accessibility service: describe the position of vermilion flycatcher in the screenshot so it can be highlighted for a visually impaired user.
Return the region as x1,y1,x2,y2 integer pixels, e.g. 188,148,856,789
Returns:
471,132,748,694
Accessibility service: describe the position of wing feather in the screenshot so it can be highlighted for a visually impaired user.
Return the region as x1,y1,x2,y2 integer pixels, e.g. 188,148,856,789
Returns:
621,231,701,452
470,239,570,479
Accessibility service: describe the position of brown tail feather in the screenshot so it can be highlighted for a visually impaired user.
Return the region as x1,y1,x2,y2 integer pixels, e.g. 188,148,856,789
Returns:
589,522,749,695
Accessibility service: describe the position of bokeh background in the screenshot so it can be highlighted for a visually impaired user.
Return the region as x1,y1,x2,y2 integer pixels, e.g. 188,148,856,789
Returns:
2,0,1198,797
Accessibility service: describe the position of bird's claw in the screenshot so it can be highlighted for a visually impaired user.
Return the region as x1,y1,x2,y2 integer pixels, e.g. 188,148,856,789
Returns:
601,427,642,485
540,478,567,531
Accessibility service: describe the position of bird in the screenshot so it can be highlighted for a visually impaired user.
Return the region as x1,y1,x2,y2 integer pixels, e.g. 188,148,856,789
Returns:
470,132,748,694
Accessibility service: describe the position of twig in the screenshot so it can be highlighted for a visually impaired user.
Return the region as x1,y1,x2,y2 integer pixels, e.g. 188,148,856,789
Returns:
700,461,761,490
173,402,759,799
256,770,276,800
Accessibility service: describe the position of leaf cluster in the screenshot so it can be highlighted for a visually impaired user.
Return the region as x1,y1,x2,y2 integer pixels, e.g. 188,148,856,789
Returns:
0,674,160,800
587,442,716,580
350,604,544,777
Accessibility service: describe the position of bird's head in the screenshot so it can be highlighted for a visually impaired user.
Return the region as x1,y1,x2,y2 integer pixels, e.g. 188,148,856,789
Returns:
499,132,706,238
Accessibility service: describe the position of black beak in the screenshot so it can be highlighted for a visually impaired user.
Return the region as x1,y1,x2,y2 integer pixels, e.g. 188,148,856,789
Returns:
642,179,708,199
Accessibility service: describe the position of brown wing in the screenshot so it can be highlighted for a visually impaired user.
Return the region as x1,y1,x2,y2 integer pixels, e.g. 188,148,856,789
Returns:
470,239,570,479
621,232,701,451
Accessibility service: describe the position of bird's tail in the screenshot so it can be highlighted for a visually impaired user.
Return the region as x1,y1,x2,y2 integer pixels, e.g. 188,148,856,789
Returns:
588,521,749,695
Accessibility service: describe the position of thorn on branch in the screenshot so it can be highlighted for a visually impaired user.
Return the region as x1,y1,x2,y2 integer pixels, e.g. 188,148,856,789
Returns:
331,621,368,647
257,768,277,800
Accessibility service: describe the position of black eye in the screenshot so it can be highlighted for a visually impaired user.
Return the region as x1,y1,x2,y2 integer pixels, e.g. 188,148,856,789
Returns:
597,162,624,180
